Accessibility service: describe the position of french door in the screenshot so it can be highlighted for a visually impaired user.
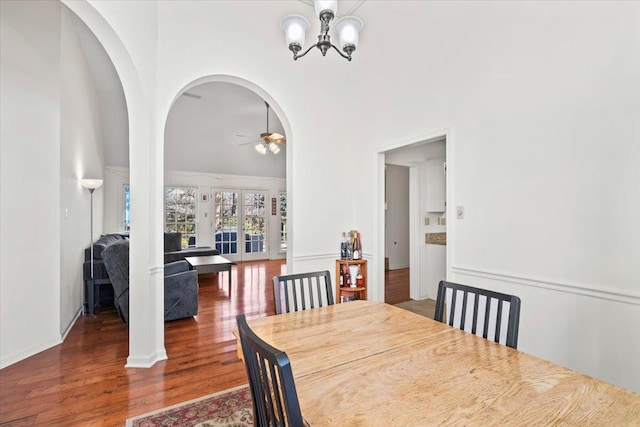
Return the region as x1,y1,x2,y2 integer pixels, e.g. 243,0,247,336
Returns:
213,189,268,262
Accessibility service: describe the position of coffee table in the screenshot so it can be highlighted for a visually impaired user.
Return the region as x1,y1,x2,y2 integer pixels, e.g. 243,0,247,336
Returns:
185,255,235,292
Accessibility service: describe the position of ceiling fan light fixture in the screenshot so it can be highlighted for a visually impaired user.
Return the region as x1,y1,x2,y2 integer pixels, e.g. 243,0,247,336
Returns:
255,142,267,155
269,142,281,154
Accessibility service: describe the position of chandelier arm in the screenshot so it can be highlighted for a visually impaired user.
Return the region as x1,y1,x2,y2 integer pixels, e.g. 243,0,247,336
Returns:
330,43,352,61
293,43,317,60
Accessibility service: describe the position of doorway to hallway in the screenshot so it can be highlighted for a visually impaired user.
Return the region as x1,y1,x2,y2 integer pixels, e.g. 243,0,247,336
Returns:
381,134,449,303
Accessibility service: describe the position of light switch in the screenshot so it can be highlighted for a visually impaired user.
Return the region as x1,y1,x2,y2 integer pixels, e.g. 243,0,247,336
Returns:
456,206,464,219
64,208,69,219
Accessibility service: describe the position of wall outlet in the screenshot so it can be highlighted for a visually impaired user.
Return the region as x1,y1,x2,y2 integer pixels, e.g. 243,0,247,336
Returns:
424,217,430,225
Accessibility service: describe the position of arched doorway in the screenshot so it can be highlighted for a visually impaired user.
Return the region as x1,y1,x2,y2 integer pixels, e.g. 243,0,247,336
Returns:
61,0,165,368
164,75,294,269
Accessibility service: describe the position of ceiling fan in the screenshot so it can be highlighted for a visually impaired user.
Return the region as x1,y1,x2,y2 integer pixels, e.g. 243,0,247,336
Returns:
237,102,286,155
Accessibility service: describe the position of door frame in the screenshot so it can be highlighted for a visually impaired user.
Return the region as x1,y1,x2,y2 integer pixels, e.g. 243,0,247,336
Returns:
373,128,454,303
212,188,269,262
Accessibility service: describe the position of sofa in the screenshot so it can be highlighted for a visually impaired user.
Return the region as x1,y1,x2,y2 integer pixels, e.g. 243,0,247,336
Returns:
83,233,128,314
83,232,218,314
163,232,220,263
101,239,199,322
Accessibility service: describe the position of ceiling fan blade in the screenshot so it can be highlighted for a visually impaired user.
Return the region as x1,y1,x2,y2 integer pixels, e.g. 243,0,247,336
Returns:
236,134,253,139
267,132,285,141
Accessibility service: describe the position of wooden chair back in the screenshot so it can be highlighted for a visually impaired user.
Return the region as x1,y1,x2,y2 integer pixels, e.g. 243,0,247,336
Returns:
236,314,305,427
273,270,334,315
434,280,521,349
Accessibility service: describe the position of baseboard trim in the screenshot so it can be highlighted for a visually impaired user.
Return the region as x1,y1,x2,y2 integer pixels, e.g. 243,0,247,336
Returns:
389,263,409,270
0,335,62,370
61,307,82,341
452,266,640,306
125,350,168,368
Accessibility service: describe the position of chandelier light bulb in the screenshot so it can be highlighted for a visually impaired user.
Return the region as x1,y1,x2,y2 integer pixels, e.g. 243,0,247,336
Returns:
281,15,310,49
335,16,363,51
314,0,337,18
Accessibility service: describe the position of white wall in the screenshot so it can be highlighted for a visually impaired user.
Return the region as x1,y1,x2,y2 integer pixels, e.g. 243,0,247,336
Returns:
0,1,104,368
0,0,63,368
60,6,105,337
385,165,409,269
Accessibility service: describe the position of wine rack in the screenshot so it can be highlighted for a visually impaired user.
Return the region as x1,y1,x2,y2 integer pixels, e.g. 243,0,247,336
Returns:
335,259,367,303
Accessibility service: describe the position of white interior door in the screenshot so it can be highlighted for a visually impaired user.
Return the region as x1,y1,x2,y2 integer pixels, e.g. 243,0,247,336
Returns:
213,189,268,262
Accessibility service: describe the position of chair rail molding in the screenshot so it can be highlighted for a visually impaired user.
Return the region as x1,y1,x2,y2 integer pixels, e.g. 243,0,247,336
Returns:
292,252,341,262
293,252,371,262
150,265,164,275
451,266,640,306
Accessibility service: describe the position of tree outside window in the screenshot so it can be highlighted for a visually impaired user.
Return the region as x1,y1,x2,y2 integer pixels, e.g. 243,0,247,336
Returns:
165,187,197,248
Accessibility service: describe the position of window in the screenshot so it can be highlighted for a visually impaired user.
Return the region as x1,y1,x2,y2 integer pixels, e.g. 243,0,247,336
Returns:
165,187,197,248
123,185,131,232
214,191,238,255
280,191,287,251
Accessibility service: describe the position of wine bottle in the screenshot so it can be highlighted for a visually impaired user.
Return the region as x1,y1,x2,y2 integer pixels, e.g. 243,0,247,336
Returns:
339,265,345,287
356,267,363,287
340,232,347,260
343,265,352,287
353,232,361,260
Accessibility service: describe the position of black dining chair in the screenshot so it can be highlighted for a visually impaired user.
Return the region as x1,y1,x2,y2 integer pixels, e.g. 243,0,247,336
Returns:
434,280,521,349
273,270,334,315
236,314,305,427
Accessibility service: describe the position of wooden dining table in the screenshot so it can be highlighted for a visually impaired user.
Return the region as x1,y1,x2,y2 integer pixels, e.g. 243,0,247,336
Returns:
243,300,640,426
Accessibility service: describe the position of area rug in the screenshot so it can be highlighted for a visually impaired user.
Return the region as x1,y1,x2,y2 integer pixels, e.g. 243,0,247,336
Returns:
125,384,253,427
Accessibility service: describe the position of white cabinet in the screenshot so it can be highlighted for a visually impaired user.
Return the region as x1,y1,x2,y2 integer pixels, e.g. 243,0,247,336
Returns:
426,159,446,212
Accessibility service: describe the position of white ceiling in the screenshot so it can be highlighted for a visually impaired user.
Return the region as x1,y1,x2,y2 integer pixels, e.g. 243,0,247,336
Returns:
385,137,446,167
300,0,367,17
69,10,128,168
165,82,287,178
68,0,369,178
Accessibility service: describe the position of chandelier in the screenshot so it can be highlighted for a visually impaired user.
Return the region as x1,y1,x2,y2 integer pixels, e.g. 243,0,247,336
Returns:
280,0,363,62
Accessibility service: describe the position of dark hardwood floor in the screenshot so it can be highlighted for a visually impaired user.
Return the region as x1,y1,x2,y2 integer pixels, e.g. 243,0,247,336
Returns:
0,260,409,426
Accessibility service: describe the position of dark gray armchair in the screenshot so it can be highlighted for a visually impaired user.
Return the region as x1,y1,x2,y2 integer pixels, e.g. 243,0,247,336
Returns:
101,240,199,323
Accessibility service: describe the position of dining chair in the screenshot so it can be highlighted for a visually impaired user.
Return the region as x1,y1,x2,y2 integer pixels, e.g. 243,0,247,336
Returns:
236,314,305,427
273,270,334,314
434,280,521,349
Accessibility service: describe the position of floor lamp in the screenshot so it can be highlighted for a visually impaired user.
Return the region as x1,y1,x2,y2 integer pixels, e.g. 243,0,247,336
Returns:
81,178,103,315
